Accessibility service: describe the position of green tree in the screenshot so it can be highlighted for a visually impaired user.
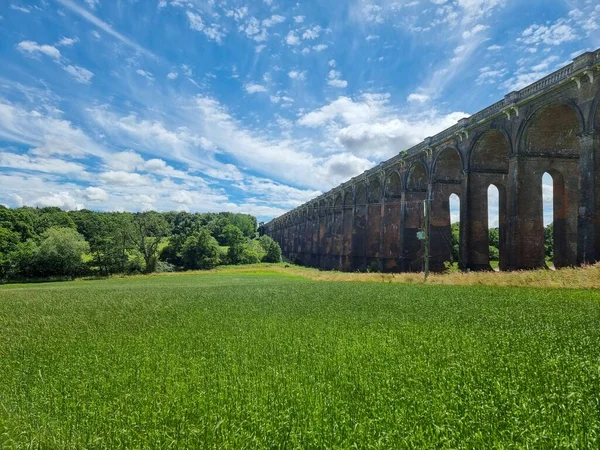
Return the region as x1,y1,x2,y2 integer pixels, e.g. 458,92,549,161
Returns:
228,213,257,238
132,212,170,273
544,223,553,260
0,226,21,280
35,227,90,277
489,228,500,248
258,235,282,263
181,228,221,270
450,222,460,264
220,224,245,247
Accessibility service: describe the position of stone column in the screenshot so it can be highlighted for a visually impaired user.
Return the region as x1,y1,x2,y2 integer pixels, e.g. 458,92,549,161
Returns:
342,200,353,271
508,157,546,270
578,131,598,264
459,171,469,271
465,172,492,271
430,182,455,272
403,189,427,272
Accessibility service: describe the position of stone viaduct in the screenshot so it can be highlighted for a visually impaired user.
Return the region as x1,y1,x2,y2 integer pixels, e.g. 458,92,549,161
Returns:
261,50,600,272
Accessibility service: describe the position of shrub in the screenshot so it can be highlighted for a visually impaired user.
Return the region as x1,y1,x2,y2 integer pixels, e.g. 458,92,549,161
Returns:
258,235,282,263
182,229,221,270
35,227,90,278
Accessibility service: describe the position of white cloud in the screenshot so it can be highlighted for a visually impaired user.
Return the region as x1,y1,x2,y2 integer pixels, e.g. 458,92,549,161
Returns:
0,101,107,159
10,4,31,13
226,7,248,21
167,71,178,80
288,70,306,80
0,152,87,175
244,83,268,94
302,25,321,40
262,14,285,27
99,170,147,186
57,0,154,57
294,15,305,23
186,11,225,43
520,20,578,46
16,41,61,59
136,69,154,80
298,94,388,128
64,65,94,84
33,191,84,210
407,93,430,103
84,186,109,202
286,31,300,45
327,70,347,88
57,36,79,46
298,94,468,161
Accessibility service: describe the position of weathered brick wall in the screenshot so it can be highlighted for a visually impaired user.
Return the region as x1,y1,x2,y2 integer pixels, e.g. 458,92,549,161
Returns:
264,50,600,273
382,172,402,272
366,179,382,270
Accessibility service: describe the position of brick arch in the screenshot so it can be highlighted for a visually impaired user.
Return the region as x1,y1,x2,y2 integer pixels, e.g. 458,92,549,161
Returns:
355,182,367,205
318,199,326,217
334,193,343,211
405,160,429,191
343,189,353,206
469,129,510,173
368,178,382,203
433,147,463,182
310,202,318,219
519,103,583,156
385,171,402,200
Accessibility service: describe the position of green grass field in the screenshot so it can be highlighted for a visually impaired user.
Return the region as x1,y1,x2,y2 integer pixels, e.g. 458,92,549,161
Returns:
1,271,599,448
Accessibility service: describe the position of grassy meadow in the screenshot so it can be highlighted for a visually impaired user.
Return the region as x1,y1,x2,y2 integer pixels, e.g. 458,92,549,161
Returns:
1,268,599,448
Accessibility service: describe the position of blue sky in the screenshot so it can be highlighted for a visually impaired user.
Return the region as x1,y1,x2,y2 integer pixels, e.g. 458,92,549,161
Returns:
0,0,598,222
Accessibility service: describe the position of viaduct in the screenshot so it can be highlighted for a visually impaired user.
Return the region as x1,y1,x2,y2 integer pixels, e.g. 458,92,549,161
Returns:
261,50,600,272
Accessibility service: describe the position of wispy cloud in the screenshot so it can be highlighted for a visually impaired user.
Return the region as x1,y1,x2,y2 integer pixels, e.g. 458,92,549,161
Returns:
56,0,155,57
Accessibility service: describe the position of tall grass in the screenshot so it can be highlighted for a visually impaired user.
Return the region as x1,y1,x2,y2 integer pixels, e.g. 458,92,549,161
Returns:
1,273,599,448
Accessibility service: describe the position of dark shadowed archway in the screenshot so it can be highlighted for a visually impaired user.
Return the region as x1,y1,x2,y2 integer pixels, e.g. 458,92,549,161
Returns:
468,129,510,270
516,103,581,268
367,178,382,270
341,190,354,270
382,170,402,272
352,182,368,271
331,194,344,269
431,148,463,271
403,161,429,272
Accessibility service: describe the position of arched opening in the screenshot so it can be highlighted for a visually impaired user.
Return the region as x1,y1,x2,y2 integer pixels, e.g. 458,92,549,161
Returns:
449,193,460,268
542,173,554,268
353,183,368,271
332,195,344,269
317,200,326,267
383,171,402,272
404,161,429,272
468,130,510,271
310,204,319,267
341,190,353,270
300,208,310,265
431,148,463,272
518,103,581,269
487,184,501,270
406,161,428,192
367,179,382,270
323,198,335,269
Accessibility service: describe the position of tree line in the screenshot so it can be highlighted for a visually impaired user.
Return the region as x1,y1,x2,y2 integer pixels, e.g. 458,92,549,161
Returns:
0,207,281,282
